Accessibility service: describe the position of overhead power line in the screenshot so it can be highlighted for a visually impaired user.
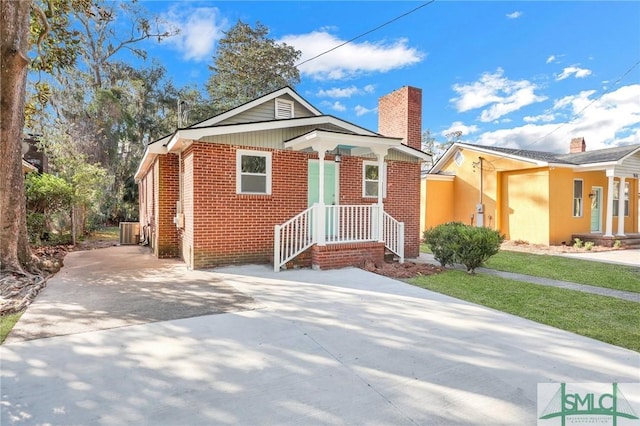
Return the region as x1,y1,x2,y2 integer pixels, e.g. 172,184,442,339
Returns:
513,57,640,153
295,1,436,69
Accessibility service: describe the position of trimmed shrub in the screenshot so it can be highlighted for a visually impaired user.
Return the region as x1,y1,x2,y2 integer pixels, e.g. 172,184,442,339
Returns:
423,222,466,267
454,225,504,274
423,223,504,274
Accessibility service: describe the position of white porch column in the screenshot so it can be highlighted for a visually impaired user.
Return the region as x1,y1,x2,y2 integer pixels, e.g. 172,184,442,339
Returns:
604,171,615,237
372,147,388,243
616,177,626,236
316,150,326,246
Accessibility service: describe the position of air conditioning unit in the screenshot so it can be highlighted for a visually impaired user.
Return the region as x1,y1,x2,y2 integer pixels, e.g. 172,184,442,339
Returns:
119,222,140,245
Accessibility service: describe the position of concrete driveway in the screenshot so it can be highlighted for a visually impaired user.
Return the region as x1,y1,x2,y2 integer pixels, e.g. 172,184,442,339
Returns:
2,247,639,425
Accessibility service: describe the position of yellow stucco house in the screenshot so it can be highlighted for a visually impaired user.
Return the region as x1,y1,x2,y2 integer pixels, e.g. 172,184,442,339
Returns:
422,138,640,246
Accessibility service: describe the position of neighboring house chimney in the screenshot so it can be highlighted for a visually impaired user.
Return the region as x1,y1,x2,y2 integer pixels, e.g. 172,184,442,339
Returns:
570,137,586,153
378,86,422,151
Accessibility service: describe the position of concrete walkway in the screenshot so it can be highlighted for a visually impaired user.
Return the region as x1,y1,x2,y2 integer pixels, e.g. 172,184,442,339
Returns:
416,253,640,303
2,247,639,425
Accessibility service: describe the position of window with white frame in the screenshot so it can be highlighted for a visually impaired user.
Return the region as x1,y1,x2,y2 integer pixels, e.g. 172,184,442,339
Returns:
236,150,272,194
613,181,630,217
573,179,583,217
363,161,387,198
275,98,294,119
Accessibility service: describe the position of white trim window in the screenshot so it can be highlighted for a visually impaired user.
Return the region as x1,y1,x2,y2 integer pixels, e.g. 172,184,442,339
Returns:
573,179,583,217
362,161,387,198
613,181,629,217
236,150,272,194
275,98,294,119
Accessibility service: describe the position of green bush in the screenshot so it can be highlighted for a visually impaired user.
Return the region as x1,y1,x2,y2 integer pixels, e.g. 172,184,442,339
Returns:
574,238,584,248
423,222,466,267
26,212,46,244
584,241,594,251
454,225,504,274
423,223,504,274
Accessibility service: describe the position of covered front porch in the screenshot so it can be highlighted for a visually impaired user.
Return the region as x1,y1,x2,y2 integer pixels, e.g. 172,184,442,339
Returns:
273,129,428,272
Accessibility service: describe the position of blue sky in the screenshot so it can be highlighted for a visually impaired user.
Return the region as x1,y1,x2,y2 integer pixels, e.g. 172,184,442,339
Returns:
138,1,640,154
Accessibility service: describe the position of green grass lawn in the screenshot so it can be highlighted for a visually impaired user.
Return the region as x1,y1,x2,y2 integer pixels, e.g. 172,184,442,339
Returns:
83,226,120,241
420,244,640,293
486,251,640,293
0,312,23,344
410,271,640,352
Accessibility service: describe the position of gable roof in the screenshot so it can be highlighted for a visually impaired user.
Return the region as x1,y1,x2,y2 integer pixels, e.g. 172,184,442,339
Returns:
190,86,322,128
136,86,430,181
430,142,640,174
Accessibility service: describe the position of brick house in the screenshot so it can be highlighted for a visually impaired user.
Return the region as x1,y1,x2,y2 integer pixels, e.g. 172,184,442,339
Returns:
134,86,430,270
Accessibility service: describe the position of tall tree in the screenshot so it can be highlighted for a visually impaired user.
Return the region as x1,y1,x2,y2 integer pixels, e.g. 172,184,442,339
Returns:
31,2,177,224
206,20,301,113
1,0,34,273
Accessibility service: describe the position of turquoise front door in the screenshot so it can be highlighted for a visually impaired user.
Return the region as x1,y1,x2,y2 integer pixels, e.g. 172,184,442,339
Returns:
308,160,338,236
590,187,602,232
308,161,338,206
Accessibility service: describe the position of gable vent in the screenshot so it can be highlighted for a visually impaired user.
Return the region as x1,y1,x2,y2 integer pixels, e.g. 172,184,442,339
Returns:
275,98,294,119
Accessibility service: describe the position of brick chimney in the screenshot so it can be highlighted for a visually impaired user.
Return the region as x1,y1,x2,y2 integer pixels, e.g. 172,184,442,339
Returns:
570,137,586,153
378,86,422,151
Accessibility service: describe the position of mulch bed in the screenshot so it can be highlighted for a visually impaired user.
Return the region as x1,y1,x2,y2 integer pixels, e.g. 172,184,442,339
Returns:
361,259,443,279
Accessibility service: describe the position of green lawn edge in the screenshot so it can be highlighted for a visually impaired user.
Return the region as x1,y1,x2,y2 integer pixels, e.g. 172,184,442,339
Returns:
409,271,640,352
421,244,640,293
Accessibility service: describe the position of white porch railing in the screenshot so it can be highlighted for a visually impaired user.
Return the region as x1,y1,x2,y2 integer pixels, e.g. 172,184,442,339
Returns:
274,206,315,271
383,211,405,263
274,204,404,272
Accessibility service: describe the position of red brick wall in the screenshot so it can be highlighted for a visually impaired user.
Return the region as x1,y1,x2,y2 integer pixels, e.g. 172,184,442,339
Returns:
155,154,180,258
190,143,309,268
141,142,421,268
338,156,421,258
311,242,384,270
378,86,422,151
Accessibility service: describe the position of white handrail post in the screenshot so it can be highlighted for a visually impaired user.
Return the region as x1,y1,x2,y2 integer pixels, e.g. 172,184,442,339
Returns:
398,222,405,263
274,224,281,272
315,203,326,246
377,203,384,242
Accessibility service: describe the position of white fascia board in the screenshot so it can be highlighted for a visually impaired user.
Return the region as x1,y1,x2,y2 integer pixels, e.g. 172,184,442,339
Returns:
147,135,171,154
192,87,322,128
425,174,455,181
134,150,156,182
285,129,401,151
619,146,640,161
392,144,432,161
167,116,377,152
431,143,548,173
572,161,620,172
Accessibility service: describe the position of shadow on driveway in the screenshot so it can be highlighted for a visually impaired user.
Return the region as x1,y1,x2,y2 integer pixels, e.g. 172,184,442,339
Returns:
5,245,258,343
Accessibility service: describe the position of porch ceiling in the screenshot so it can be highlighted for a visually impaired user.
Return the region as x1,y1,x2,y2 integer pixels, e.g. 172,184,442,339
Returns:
285,129,430,160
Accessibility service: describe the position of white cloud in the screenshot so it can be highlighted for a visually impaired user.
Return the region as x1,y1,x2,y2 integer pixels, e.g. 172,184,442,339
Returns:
469,84,640,152
506,11,523,19
355,105,376,117
317,86,359,98
441,121,479,138
556,66,593,81
546,55,556,64
162,6,226,62
317,84,377,98
328,101,346,112
280,31,424,80
523,113,556,123
450,68,547,122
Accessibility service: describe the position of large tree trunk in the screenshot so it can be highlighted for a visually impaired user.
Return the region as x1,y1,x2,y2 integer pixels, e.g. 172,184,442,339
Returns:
1,0,36,273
